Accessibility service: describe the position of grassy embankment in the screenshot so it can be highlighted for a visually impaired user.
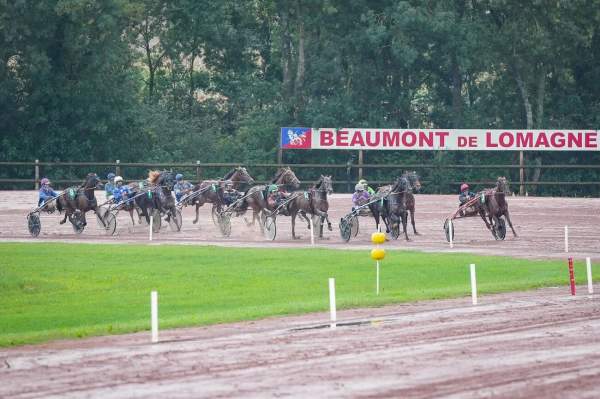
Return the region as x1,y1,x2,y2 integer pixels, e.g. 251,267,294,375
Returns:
0,242,585,347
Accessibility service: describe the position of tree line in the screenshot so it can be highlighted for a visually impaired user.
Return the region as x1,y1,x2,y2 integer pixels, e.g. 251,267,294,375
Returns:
1,0,599,195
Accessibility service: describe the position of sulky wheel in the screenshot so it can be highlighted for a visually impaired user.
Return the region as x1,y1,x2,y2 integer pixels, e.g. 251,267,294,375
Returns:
444,219,455,243
264,215,277,241
211,205,220,227
218,213,232,237
27,213,41,238
69,211,85,235
339,217,352,242
493,217,506,241
151,209,162,233
169,209,182,232
350,215,359,237
96,206,109,229
103,212,117,236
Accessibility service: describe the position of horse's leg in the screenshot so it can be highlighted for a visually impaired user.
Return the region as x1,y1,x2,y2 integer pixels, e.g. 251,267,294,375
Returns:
193,202,200,224
402,211,410,241
410,208,419,235
291,211,301,239
504,209,518,237
128,208,136,225
59,209,68,224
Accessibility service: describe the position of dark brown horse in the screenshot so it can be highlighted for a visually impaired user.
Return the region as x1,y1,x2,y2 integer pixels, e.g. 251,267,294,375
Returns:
190,167,255,224
56,173,103,228
238,167,301,231
287,175,333,239
484,176,518,237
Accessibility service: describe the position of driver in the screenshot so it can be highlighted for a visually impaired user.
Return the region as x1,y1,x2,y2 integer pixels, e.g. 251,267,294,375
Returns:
222,180,241,206
267,183,290,210
352,183,370,211
105,173,116,200
112,176,132,204
173,173,193,202
358,179,375,196
38,177,59,211
459,183,475,205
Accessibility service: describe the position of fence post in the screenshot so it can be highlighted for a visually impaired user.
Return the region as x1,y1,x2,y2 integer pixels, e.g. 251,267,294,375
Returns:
115,159,120,177
346,159,353,193
358,150,364,181
196,160,201,182
34,159,40,190
519,151,525,195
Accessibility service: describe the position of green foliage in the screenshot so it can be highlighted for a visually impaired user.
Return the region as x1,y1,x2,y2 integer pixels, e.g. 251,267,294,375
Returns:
1,0,599,194
0,242,585,346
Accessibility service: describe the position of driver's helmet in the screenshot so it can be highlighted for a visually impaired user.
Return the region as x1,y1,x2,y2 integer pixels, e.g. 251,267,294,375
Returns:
225,180,233,188
114,176,124,185
107,172,115,180
355,183,365,192
460,183,469,192
175,174,183,181
40,177,50,186
359,179,368,186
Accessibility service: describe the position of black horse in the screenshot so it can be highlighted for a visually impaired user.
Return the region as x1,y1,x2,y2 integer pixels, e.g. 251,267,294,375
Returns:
134,170,176,226
369,175,410,240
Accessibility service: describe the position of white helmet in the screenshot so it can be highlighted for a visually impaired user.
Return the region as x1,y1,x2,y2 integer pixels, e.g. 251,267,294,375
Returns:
355,183,365,191
114,176,123,184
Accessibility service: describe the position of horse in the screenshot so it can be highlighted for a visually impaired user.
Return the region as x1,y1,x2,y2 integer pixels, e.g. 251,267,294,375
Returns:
287,175,333,239
369,175,410,239
190,166,255,224
134,170,176,225
377,171,422,235
484,176,518,238
238,167,301,231
56,173,103,228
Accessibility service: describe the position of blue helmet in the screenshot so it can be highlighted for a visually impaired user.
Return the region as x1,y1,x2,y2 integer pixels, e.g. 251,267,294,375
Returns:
175,174,183,181
107,172,115,180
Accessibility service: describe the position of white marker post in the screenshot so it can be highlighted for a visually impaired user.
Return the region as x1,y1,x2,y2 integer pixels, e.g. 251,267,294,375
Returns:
586,257,593,295
376,261,380,296
149,214,154,241
564,225,569,253
151,291,159,343
309,217,315,246
329,278,337,329
470,264,477,305
449,220,454,249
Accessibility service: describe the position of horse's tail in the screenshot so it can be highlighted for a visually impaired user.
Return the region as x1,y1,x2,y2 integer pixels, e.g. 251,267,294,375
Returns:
55,196,63,213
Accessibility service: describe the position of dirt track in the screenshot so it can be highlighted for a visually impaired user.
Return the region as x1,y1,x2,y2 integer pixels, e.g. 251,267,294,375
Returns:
1,191,599,259
2,191,600,397
1,287,600,398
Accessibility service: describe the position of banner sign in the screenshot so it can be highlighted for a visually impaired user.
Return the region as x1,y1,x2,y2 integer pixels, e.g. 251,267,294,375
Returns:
280,128,599,151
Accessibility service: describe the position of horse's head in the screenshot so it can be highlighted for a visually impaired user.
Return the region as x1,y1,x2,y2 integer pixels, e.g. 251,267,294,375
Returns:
274,167,300,190
496,176,509,193
315,175,333,195
84,173,103,189
160,171,176,190
392,176,409,193
231,166,255,186
404,170,421,192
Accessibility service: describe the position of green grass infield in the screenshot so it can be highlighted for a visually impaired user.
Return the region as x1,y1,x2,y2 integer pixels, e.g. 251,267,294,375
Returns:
0,242,586,347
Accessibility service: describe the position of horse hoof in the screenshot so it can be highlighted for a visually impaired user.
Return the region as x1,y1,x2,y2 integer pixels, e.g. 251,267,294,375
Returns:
293,236,302,240
327,224,333,231
414,232,421,236
192,220,198,224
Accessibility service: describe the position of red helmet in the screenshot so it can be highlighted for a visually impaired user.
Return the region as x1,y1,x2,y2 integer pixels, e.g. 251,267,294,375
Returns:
41,178,50,185
460,183,469,192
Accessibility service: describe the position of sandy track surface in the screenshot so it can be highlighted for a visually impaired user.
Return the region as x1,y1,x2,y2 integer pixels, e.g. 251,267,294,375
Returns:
1,191,599,259
1,287,599,398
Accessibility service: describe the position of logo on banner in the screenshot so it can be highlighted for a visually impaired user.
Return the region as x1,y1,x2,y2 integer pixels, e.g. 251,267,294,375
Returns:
281,127,312,149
